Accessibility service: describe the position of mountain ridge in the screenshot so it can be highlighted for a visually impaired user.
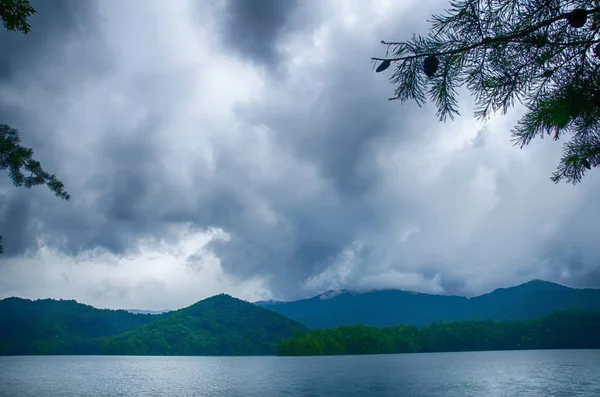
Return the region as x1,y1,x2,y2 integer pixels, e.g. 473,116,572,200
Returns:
0,296,166,355
2,281,599,356
256,280,600,328
256,280,587,305
101,293,306,356
126,309,172,315
0,293,306,356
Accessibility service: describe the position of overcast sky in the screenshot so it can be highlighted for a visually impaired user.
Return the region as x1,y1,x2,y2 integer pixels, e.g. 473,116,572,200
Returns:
1,0,599,311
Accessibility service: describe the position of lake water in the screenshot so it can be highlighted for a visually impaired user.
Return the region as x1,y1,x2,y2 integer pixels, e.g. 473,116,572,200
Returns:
1,350,599,396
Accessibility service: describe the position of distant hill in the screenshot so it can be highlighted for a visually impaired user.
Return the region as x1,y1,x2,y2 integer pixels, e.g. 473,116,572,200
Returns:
126,309,172,315
4,280,598,356
0,297,165,355
0,295,306,356
101,294,307,356
256,280,600,328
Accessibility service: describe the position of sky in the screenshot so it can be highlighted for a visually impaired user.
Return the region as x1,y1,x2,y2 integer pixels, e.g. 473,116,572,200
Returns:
1,0,599,311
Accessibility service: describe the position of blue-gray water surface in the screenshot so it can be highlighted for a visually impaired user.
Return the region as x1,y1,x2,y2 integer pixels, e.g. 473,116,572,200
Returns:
1,350,599,396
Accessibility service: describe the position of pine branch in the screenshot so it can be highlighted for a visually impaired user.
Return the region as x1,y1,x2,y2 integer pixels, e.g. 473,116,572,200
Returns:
372,7,600,63
0,1,71,254
0,124,70,254
0,124,69,200
0,0,36,34
373,0,600,184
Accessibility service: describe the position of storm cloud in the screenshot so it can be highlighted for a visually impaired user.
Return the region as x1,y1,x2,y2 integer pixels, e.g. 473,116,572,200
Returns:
1,0,599,310
217,0,301,67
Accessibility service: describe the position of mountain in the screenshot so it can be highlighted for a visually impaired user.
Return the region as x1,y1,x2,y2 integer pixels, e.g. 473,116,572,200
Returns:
126,309,172,315
4,280,598,356
256,280,600,328
0,297,166,355
101,294,307,356
277,310,600,356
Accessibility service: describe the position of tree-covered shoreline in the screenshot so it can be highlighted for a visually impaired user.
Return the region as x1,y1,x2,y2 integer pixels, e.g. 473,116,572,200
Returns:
2,295,599,357
277,311,600,356
0,295,306,356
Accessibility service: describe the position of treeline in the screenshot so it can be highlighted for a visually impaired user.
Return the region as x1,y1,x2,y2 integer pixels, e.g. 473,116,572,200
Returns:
0,295,305,356
277,311,600,356
0,298,164,355
3,296,599,357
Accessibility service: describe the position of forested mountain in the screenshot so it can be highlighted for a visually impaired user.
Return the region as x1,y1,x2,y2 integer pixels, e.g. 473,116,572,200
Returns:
0,294,306,356
0,297,165,355
3,281,598,357
277,310,600,356
257,280,600,328
102,294,306,356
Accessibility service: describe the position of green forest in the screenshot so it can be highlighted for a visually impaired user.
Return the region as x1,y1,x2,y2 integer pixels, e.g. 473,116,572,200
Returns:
277,311,600,356
101,294,306,356
259,280,600,328
2,293,600,357
0,297,165,355
0,294,305,356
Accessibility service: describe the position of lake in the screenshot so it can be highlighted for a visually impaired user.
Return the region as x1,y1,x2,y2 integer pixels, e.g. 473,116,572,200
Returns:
1,350,598,396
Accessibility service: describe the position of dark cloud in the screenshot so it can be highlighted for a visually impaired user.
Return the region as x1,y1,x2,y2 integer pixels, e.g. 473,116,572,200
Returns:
0,0,103,257
217,0,301,67
0,0,184,257
538,186,600,288
0,193,38,256
207,24,434,296
472,127,488,148
1,0,600,308
0,0,99,83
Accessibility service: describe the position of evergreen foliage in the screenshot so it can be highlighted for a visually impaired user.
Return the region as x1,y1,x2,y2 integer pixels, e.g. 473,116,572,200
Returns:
0,0,35,34
101,294,307,356
0,1,69,254
0,297,164,355
373,0,600,183
277,310,600,356
1,292,597,357
0,294,306,356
